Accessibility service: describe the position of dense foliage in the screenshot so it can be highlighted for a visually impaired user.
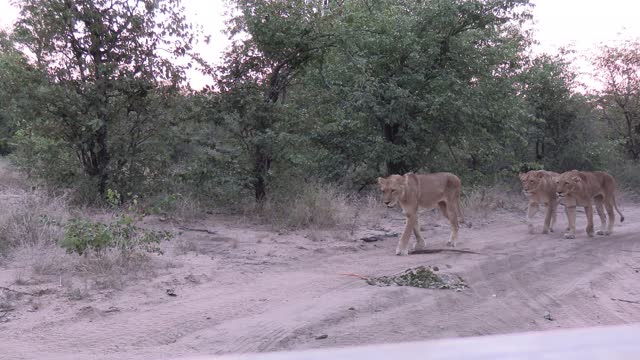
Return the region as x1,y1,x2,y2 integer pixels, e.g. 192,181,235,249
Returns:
1,0,638,205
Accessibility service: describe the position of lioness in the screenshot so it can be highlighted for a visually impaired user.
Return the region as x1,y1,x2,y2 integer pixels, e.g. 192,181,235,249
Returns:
377,172,463,256
519,170,561,234
555,170,625,239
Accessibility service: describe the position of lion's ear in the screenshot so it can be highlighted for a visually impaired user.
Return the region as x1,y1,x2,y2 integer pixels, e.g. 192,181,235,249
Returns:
536,171,545,178
572,176,581,182
518,172,525,179
377,177,386,186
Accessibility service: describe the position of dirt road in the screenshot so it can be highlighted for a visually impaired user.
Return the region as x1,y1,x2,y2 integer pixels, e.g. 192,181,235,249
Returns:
1,206,640,360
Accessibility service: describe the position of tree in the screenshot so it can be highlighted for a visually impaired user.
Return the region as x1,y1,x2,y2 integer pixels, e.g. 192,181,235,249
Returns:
520,53,579,163
0,30,31,155
293,0,533,181
214,0,336,200
593,39,640,160
12,0,196,195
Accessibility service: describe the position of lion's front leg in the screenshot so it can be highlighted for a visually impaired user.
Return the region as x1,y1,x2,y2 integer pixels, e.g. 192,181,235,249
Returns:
542,201,555,234
413,218,426,251
564,206,576,239
526,202,539,234
396,212,416,256
548,200,558,233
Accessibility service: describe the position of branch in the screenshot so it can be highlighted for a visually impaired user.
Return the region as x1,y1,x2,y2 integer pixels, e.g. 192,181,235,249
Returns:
611,298,640,305
0,286,37,296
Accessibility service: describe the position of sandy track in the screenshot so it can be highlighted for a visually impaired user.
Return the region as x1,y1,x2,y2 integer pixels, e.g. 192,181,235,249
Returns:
1,206,640,360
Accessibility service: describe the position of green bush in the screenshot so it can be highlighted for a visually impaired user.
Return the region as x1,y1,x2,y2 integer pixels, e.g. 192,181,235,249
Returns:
62,219,113,256
61,212,172,259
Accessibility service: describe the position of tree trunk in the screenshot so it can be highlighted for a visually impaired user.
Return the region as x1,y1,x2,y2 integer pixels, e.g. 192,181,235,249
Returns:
252,144,271,201
95,124,110,196
382,122,409,175
535,139,544,161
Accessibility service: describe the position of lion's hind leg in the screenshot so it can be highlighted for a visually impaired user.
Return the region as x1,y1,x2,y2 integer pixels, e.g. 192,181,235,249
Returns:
440,201,459,247
396,211,417,256
604,199,616,235
595,198,609,235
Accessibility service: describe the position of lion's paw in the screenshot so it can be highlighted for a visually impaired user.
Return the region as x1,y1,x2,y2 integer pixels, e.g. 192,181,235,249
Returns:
563,232,575,239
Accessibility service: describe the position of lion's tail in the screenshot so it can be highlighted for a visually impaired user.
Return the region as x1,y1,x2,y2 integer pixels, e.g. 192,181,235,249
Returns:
613,197,625,223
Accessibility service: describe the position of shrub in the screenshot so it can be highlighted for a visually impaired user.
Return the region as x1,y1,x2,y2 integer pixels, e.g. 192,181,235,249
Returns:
61,195,173,259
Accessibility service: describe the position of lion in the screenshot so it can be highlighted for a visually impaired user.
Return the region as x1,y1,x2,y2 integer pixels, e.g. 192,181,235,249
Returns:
519,170,561,234
555,170,625,239
377,172,463,256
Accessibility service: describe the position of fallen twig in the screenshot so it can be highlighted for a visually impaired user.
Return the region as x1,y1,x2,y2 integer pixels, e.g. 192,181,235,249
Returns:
410,248,484,255
0,286,36,296
338,272,370,280
178,227,217,235
611,298,640,305
0,309,13,320
360,233,399,243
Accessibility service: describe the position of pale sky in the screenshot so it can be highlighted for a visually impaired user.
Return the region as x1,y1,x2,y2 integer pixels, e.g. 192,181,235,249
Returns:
1,0,640,89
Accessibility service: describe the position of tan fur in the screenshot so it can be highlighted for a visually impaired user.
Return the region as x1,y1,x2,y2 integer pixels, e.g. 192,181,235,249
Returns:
519,170,561,234
377,172,463,256
555,170,625,239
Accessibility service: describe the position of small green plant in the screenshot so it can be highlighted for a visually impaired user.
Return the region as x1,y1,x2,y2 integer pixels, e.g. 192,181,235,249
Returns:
62,188,172,258
62,219,113,256
62,216,172,258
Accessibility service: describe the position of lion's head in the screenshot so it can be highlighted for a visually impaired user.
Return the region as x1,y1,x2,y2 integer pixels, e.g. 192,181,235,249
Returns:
377,175,407,207
519,170,548,196
555,170,582,198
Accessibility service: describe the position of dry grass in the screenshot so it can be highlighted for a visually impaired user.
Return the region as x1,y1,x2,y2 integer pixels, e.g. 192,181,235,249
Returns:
0,159,168,292
347,192,388,230
173,196,205,221
461,184,525,221
0,193,70,250
0,160,31,192
239,180,527,233
244,181,356,230
145,192,205,222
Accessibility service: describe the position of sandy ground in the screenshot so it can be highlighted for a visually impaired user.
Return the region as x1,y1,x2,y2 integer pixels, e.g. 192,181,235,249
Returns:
1,201,640,360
